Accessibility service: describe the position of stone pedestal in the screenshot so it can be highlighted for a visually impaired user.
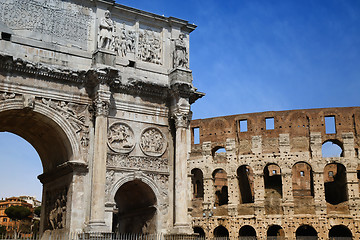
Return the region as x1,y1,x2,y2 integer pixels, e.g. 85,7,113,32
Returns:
93,49,116,67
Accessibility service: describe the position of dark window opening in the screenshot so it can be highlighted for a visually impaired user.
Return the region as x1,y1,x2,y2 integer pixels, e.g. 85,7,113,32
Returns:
193,227,205,237
191,168,204,199
324,163,348,205
325,116,336,134
267,225,285,237
128,60,136,67
1,32,11,41
329,225,352,238
296,225,318,238
214,225,229,238
239,119,248,132
213,169,228,206
239,225,256,238
237,166,254,204
266,117,275,130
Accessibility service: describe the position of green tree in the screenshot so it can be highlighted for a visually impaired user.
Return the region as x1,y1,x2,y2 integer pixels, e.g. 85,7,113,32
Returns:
34,206,41,217
5,205,31,238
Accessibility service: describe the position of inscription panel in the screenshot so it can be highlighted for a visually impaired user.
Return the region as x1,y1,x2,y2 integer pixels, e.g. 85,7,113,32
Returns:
0,0,92,49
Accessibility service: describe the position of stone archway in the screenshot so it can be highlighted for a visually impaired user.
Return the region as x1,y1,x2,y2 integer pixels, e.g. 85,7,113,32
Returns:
113,179,157,234
0,100,86,234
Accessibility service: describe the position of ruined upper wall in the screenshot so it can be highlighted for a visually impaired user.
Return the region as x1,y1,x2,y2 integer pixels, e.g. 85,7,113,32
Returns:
0,0,196,76
191,107,360,155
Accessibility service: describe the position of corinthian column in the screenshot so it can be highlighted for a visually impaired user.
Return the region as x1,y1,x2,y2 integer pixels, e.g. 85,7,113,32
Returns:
88,88,110,232
172,107,192,233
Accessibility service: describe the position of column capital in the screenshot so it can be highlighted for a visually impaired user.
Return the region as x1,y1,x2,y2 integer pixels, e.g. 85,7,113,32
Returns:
94,98,109,117
172,109,192,129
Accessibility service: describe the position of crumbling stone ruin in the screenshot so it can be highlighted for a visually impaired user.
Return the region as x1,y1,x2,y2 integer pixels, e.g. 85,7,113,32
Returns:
190,107,360,239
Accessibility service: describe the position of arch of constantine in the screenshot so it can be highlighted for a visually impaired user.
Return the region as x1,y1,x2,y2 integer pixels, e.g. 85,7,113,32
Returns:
1,1,359,239
0,0,203,236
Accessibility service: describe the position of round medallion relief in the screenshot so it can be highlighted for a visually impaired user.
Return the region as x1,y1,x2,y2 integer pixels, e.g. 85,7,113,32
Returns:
140,127,167,157
107,122,135,153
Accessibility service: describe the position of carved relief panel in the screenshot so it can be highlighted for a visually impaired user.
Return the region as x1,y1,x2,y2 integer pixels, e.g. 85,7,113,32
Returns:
44,187,68,230
140,127,167,157
107,122,135,153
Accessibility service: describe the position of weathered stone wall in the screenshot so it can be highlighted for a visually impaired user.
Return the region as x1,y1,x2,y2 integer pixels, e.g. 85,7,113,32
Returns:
189,107,360,239
0,0,202,236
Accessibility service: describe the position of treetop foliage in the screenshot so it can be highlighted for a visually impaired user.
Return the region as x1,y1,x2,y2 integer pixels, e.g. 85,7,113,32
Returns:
4,205,31,221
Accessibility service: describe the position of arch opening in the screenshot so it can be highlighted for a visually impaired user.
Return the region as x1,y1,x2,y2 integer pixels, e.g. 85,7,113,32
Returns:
213,225,229,238
267,225,284,239
212,146,227,163
296,225,317,239
264,164,282,214
194,227,205,238
237,165,254,204
329,225,352,239
212,169,228,206
324,163,348,205
0,108,76,234
239,225,256,239
191,168,204,199
113,180,157,234
322,140,343,158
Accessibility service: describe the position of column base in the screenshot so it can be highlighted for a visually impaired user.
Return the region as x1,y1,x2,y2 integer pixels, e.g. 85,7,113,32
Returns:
85,220,109,233
171,223,193,234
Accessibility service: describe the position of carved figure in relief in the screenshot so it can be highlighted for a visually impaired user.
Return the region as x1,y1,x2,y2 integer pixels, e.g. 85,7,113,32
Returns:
47,188,67,230
173,33,188,68
108,122,135,153
114,23,136,57
98,10,114,50
138,30,161,64
140,128,166,156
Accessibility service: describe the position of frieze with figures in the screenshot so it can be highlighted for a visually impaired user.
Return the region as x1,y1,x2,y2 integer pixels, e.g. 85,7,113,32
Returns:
41,98,90,147
107,154,169,172
44,187,67,230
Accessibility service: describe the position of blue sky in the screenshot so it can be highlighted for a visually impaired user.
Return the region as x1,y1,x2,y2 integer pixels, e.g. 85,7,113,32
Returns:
1,0,360,199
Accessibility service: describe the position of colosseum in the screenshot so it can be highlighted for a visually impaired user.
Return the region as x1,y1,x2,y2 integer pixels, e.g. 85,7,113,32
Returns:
189,107,360,239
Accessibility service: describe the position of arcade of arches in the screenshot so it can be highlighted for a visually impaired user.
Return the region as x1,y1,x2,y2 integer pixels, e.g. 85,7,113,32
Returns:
2,0,360,239
190,108,360,239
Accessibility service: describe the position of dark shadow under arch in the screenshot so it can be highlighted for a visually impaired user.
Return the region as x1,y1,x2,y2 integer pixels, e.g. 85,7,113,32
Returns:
114,180,157,234
329,225,352,239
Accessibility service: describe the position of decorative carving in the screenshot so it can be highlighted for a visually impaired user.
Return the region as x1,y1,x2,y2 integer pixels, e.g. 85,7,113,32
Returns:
172,110,191,128
41,98,90,147
107,154,169,172
22,94,35,109
107,122,135,153
140,127,167,156
98,10,115,50
114,23,135,57
138,29,162,65
45,187,67,230
94,98,109,117
173,34,188,69
0,92,15,100
105,170,115,196
144,172,169,197
0,0,91,47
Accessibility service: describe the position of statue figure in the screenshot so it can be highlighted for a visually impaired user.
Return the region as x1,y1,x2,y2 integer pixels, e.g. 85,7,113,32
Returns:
98,10,114,50
173,33,188,68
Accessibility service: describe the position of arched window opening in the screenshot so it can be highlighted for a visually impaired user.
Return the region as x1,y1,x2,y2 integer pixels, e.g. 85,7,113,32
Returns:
239,225,256,239
296,225,317,239
113,180,157,234
329,225,352,239
264,164,282,197
267,225,285,239
322,140,343,158
194,227,205,237
324,163,348,205
0,132,42,236
212,146,227,163
213,169,228,206
191,168,204,199
213,225,229,239
237,165,254,204
292,162,314,197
